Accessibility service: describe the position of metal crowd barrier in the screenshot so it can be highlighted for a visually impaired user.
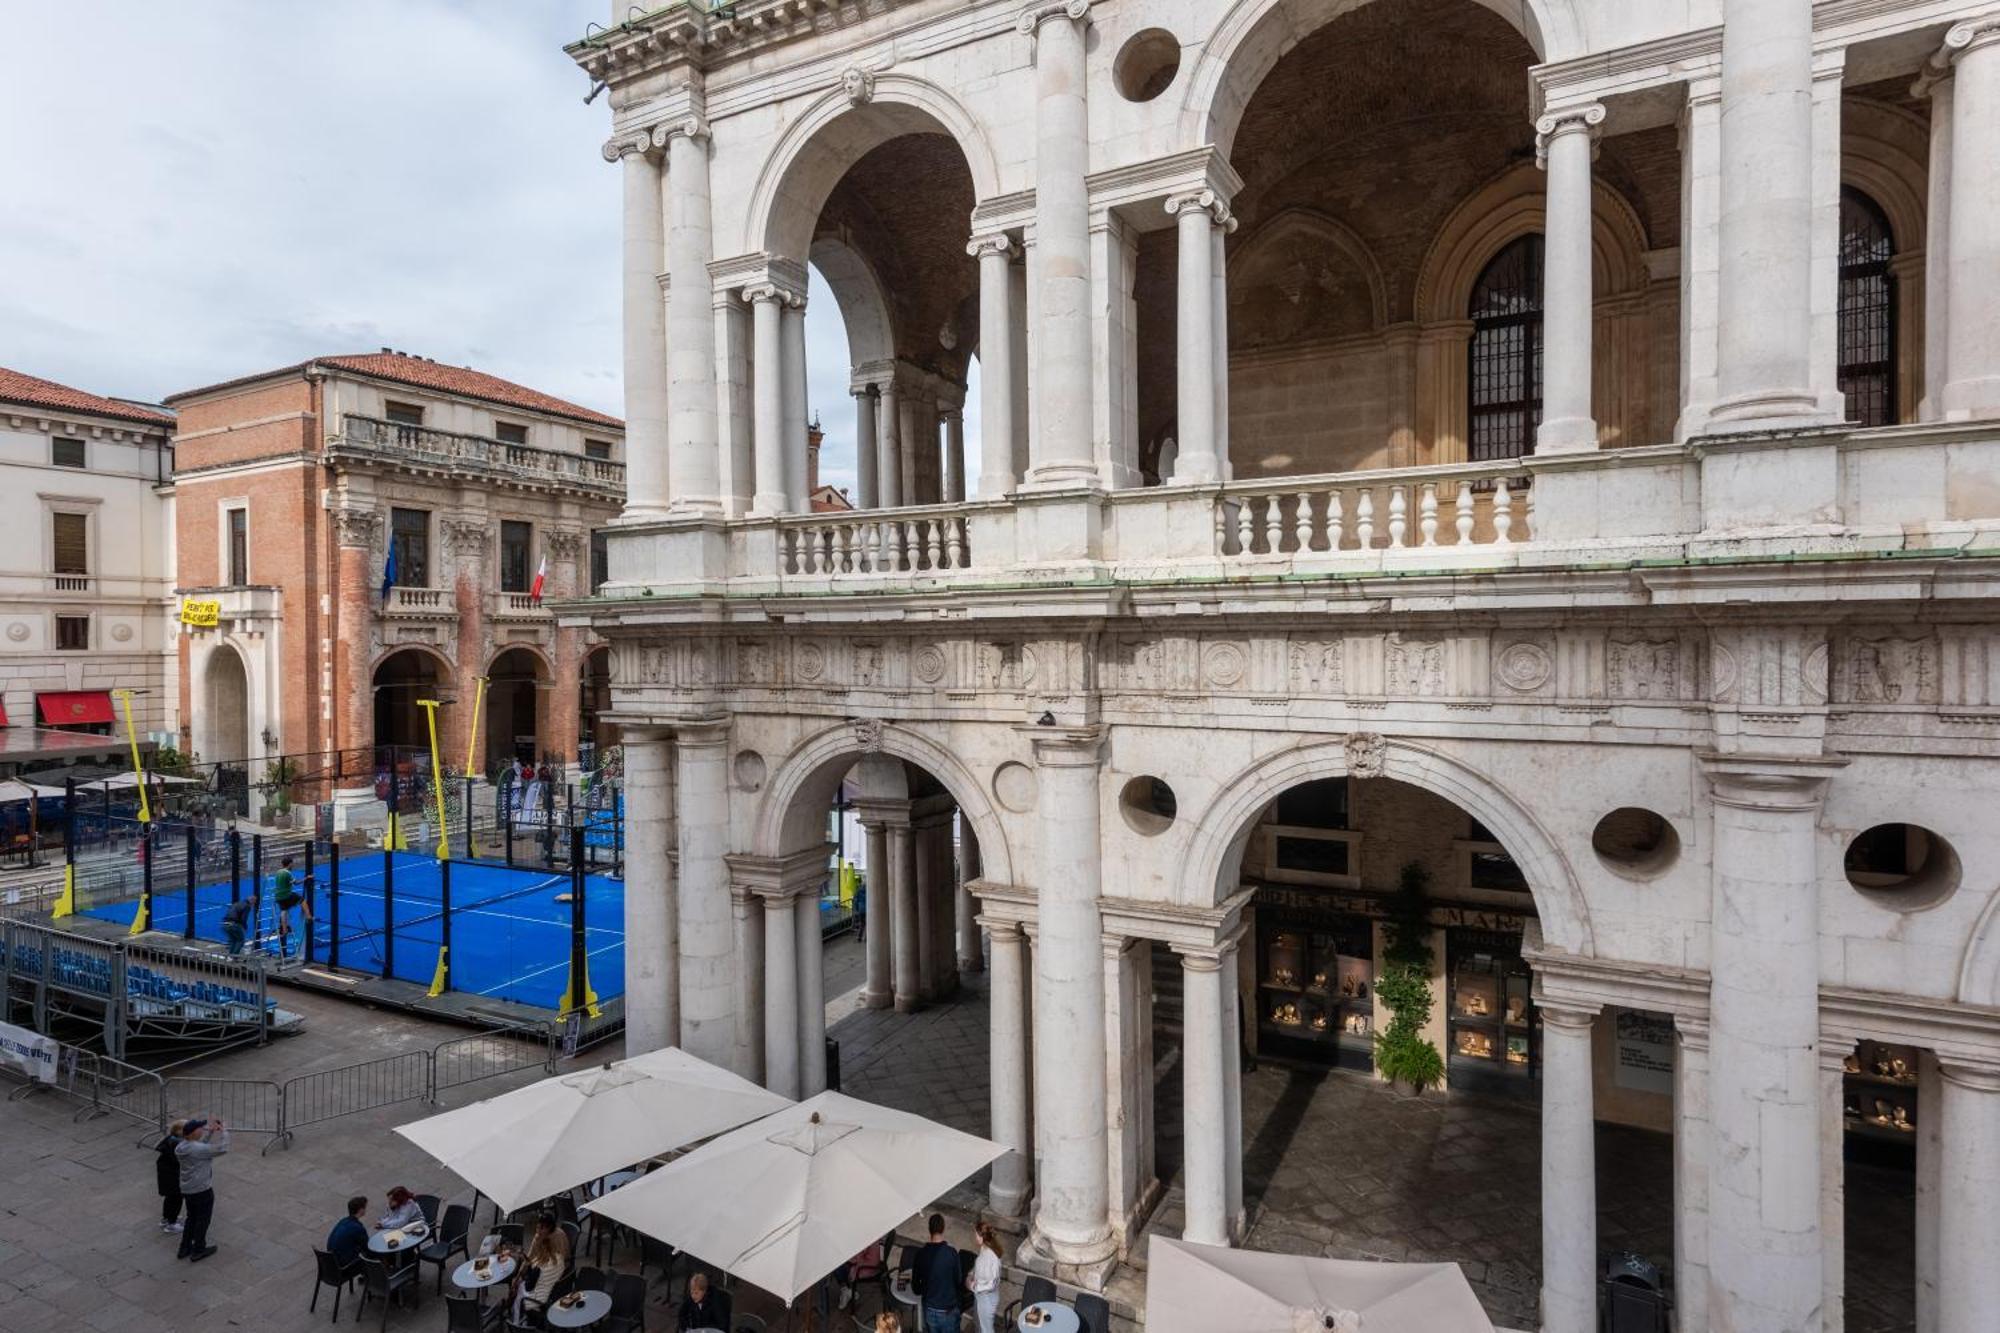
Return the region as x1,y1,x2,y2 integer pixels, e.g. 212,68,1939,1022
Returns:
433,1024,556,1095
163,1075,285,1153
1,1040,166,1139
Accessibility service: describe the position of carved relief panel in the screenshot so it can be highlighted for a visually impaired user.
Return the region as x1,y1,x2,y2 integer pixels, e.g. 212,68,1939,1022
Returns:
1830,631,1940,706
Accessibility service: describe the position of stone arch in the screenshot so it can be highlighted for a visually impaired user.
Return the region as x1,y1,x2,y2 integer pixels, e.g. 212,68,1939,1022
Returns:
748,76,1003,262
1841,99,1929,253
368,642,454,681
1177,735,1594,954
1228,206,1390,335
1414,161,1650,323
754,719,1016,890
810,233,897,372
1958,888,2000,1006
197,639,253,764
485,642,554,680
1181,0,1583,157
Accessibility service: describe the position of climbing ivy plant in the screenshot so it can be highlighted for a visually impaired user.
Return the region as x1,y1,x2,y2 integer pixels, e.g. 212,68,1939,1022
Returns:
1372,860,1445,1093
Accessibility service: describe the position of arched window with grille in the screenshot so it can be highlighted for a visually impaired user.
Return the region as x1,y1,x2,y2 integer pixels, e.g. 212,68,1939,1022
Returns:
1467,234,1544,461
1838,187,1897,427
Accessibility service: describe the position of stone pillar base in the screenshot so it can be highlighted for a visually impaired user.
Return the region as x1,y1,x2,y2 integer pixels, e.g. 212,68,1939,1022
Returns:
894,993,923,1014
860,987,893,1010
1015,1228,1117,1293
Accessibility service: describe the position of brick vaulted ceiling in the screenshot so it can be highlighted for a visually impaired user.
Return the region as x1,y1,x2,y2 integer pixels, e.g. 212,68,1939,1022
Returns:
814,134,979,381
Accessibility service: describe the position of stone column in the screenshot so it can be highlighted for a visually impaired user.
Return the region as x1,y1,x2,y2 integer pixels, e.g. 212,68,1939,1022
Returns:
1104,935,1152,1247
1674,1017,1712,1333
1166,191,1226,484
914,817,942,999
1703,755,1837,1331
1210,219,1231,478
717,287,755,515
1938,1061,2000,1333
1221,939,1244,1236
1178,945,1229,1247
898,394,922,508
781,296,809,511
621,727,678,1054
942,411,966,504
610,136,669,518
890,820,919,1011
878,382,903,509
956,820,983,974
661,120,719,511
797,891,827,1095
1820,1043,1850,1333
1021,0,1098,489
1677,78,1724,439
747,286,788,516
1915,1050,1942,1332
1710,0,1823,428
972,234,1018,498
1026,727,1114,1271
762,889,800,1098
1915,59,1954,422
1536,103,1606,453
1942,19,2000,420
860,818,893,1008
541,530,584,761
1540,1004,1600,1333
732,885,763,1084
676,720,735,1071
986,917,1033,1217
853,387,880,509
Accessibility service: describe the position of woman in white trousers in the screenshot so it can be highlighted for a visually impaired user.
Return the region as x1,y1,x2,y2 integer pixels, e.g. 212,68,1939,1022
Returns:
970,1220,1004,1333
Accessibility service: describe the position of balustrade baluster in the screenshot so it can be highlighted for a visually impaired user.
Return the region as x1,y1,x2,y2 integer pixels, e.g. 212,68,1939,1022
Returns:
1419,483,1438,547
1521,479,1534,541
944,518,965,568
1214,500,1231,556
1355,489,1375,548
1493,477,1514,545
1388,486,1408,547
802,528,820,575
1327,489,1345,551
1236,498,1256,555
1455,482,1475,545
1294,492,1314,551
1263,493,1285,553
862,522,880,572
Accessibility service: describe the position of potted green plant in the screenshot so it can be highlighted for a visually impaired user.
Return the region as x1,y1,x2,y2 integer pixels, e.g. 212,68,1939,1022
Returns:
1372,861,1445,1094
263,757,300,820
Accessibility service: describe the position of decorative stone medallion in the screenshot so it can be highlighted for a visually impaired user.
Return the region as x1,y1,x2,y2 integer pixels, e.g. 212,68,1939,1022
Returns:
1495,641,1551,692
795,641,826,682
1709,643,1738,702
111,624,134,643
7,622,29,642
913,644,947,685
1344,731,1387,780
1203,641,1247,688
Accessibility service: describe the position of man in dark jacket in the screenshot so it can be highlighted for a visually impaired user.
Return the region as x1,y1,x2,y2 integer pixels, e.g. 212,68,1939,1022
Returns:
326,1196,369,1278
154,1120,184,1233
912,1213,963,1333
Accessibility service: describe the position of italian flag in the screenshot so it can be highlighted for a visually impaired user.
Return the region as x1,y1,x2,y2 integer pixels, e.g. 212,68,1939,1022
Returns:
529,553,548,604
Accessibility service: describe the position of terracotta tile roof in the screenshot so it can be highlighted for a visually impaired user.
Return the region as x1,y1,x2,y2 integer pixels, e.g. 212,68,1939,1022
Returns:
168,351,622,431
0,365,174,428
810,484,854,513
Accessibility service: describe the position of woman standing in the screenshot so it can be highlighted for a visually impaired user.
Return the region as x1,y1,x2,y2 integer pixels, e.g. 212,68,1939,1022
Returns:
969,1221,1004,1333
154,1119,185,1233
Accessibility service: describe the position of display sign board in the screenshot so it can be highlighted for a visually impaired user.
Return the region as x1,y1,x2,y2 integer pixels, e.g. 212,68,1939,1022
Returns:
0,1020,59,1084
179,599,221,628
1613,1009,1676,1095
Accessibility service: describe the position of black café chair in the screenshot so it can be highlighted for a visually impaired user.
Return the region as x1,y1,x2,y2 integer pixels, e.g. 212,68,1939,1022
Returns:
308,1247,357,1322
638,1233,677,1284
421,1203,473,1292
446,1291,502,1332
600,1272,650,1333
1074,1292,1111,1333
415,1193,442,1228
355,1255,418,1330
956,1249,980,1315
1004,1274,1058,1326
559,1219,581,1260
494,1222,526,1249
574,1266,607,1293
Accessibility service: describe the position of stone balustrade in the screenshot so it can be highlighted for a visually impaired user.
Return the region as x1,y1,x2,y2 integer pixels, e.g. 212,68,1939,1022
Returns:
1212,463,1533,560
490,591,551,621
776,510,973,577
333,415,625,496
383,586,452,617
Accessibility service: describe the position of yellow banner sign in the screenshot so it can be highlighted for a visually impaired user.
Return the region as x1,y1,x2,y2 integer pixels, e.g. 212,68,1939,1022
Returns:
179,598,221,628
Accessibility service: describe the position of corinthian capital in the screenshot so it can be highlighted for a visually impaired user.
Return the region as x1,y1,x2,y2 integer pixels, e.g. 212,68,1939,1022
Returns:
1534,102,1606,167
332,506,382,550
1017,0,1090,36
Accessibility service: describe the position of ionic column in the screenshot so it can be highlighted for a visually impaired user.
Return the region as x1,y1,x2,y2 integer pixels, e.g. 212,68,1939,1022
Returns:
621,727,678,1054
1177,946,1229,1247
608,136,669,518
1937,1061,2000,1333
797,890,827,1095
956,821,983,974
1165,191,1227,484
660,119,719,511
942,410,966,504
853,387,880,509
1535,104,1605,454
890,820,919,1011
1819,1042,1850,1333
986,918,1033,1216
782,295,810,511
860,818,893,1008
971,234,1018,498
898,394,921,508
731,885,763,1085
1221,939,1243,1236
1702,755,1838,1331
1674,1017,1712,1333
1539,1004,1599,1333
1710,0,1824,428
1021,0,1097,488
676,720,736,1071
878,382,903,509
1210,219,1230,478
1941,19,2000,420
1026,727,1114,1267
914,817,943,999
746,286,788,516
762,889,800,1099
1914,59,1954,422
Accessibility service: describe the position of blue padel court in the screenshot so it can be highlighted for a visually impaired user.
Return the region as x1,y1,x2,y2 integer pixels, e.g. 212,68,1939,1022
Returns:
83,850,624,1011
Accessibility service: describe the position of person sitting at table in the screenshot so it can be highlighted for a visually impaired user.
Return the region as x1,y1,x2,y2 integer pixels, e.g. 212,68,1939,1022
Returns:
678,1271,727,1331
376,1185,424,1231
326,1196,369,1279
512,1213,569,1324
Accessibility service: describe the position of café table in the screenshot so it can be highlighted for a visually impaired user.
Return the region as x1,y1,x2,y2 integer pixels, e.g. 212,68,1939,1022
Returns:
1018,1301,1082,1333
545,1290,614,1328
889,1273,921,1314
368,1222,428,1256
452,1254,516,1296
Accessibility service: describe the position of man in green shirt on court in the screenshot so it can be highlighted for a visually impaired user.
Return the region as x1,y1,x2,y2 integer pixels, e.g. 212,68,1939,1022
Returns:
272,855,309,959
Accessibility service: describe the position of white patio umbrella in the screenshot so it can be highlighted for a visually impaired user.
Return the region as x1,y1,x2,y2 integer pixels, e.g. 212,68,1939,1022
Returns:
0,780,62,802
1144,1237,1494,1333
393,1047,792,1214
582,1089,1004,1303
73,772,201,789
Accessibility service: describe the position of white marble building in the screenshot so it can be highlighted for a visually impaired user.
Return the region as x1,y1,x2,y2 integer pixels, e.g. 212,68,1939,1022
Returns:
566,1,2000,1329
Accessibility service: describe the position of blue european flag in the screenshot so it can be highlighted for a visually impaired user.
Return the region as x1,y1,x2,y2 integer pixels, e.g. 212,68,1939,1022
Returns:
380,534,398,601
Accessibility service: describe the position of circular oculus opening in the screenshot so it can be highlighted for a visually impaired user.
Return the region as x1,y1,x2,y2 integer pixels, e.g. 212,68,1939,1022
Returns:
1844,823,1959,911
1590,807,1680,878
1114,28,1182,103
1119,775,1178,836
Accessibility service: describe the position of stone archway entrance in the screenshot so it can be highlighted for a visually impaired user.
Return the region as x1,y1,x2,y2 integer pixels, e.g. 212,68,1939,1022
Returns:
371,647,447,753
485,647,547,770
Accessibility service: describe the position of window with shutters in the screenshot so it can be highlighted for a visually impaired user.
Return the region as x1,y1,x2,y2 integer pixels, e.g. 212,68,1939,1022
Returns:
1467,235,1545,462
500,521,532,593
390,508,430,587
55,616,89,651
1837,187,1897,428
50,436,85,468
51,512,88,576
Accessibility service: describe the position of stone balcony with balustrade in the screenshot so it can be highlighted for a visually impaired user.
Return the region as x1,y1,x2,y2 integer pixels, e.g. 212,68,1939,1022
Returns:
328,414,625,500
579,422,2000,624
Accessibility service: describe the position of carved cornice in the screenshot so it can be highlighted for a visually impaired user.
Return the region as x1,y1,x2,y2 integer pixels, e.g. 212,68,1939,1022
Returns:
1017,0,1090,36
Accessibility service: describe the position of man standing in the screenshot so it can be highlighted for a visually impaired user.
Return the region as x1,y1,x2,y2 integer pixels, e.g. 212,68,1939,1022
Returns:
272,855,309,958
912,1213,963,1333
175,1117,230,1261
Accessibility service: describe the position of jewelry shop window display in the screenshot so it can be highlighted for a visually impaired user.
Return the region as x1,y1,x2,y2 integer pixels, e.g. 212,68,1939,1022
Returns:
1447,929,1538,1095
1256,908,1376,1072
1841,1039,1919,1153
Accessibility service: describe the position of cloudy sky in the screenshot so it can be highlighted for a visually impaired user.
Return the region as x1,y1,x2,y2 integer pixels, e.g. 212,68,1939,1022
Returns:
0,0,917,498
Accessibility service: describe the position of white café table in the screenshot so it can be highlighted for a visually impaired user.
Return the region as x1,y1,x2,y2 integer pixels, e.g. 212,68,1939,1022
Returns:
1018,1302,1081,1333
453,1255,516,1293
368,1223,428,1256
545,1290,614,1328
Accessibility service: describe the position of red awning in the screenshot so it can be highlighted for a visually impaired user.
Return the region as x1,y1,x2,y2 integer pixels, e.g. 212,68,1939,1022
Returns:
36,691,116,726
0,697,8,726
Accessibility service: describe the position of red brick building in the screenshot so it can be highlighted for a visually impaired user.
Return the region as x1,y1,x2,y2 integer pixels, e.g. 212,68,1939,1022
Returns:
167,351,623,805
